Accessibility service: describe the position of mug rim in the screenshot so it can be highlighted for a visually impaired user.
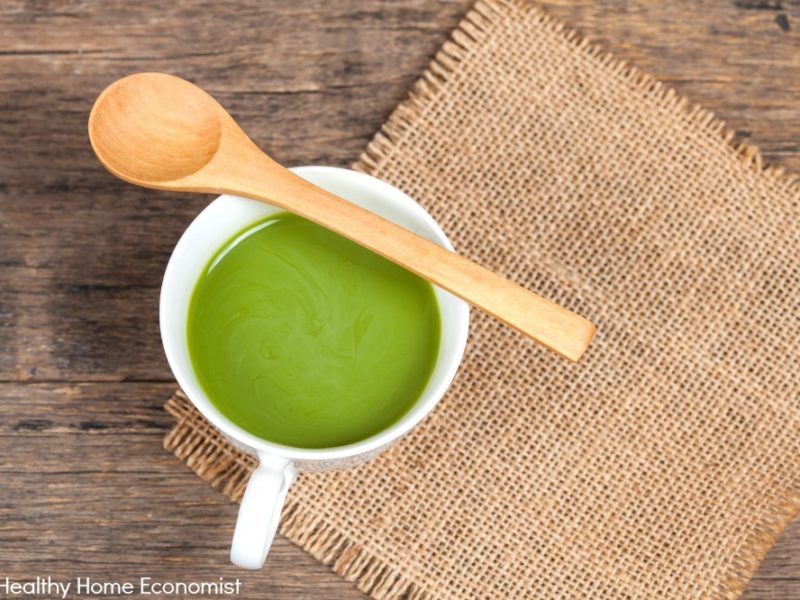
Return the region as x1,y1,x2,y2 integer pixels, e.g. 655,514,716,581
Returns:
160,166,469,461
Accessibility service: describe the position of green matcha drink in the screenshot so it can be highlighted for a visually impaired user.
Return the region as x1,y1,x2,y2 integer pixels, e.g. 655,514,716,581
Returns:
187,213,441,449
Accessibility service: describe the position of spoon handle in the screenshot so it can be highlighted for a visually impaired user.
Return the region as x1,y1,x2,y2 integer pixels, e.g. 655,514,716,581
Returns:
219,157,595,362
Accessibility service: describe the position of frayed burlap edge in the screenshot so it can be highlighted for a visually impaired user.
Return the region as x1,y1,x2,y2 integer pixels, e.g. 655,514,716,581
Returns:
353,0,800,195
164,1,800,597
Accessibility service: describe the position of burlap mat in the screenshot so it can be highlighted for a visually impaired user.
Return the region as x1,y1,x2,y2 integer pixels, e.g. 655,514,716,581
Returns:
164,0,800,597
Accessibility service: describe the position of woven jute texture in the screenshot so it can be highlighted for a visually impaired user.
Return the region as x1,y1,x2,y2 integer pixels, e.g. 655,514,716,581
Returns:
164,0,800,597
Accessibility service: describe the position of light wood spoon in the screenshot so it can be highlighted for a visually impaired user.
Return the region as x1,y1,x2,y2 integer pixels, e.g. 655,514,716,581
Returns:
88,73,595,361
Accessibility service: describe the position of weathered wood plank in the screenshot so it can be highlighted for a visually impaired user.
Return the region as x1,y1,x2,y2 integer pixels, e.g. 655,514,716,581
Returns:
0,0,469,194
0,383,367,599
745,519,800,599
540,0,800,173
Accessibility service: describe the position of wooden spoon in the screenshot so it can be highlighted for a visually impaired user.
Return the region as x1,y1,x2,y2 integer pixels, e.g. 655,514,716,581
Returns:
88,72,595,361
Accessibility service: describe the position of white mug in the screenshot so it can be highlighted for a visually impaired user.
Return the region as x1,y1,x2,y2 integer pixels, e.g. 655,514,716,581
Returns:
160,166,469,569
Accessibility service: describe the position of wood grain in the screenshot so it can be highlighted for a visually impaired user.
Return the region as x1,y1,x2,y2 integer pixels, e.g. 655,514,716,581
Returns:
0,0,798,597
0,383,368,598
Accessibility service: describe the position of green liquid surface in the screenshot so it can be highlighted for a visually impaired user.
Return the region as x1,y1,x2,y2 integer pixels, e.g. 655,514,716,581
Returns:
187,213,440,448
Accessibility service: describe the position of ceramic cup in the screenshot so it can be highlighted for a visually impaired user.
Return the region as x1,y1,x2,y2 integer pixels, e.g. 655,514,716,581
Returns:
160,166,469,569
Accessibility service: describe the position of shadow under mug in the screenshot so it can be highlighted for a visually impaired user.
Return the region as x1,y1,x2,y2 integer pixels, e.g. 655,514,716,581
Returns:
160,166,469,569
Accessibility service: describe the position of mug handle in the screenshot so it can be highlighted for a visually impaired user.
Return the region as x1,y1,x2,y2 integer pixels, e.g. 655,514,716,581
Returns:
230,453,296,569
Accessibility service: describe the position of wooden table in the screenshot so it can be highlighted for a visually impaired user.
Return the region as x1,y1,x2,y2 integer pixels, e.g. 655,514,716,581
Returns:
2,1,798,597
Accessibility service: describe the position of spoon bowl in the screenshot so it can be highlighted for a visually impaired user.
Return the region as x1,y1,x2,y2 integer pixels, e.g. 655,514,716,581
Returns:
88,72,596,361
89,73,223,184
